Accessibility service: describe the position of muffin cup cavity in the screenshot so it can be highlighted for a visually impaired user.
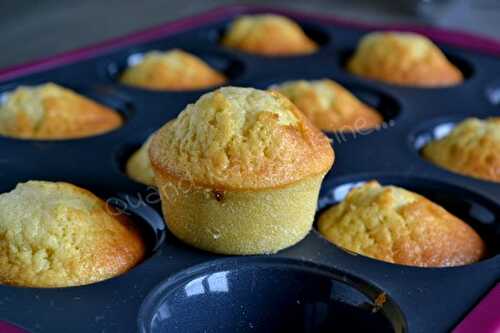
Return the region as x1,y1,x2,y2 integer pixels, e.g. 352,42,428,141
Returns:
410,116,462,151
106,49,245,91
106,192,166,253
486,79,500,106
316,175,500,264
138,257,406,333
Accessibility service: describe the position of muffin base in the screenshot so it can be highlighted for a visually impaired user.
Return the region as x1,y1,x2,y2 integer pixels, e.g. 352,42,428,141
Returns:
155,174,325,255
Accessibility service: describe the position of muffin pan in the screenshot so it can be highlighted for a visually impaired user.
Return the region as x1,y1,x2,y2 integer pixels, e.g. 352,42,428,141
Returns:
0,5,499,333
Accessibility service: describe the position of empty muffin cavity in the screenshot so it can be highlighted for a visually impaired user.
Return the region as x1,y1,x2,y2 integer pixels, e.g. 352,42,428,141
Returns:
107,49,244,90
138,257,406,333
316,175,500,265
0,83,132,141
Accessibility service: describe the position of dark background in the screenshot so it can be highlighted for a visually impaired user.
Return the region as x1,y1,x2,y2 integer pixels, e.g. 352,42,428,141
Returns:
0,0,499,69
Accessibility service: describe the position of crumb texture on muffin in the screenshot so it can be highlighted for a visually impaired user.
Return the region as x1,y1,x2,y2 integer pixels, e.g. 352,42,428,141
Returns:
272,79,383,131
120,49,226,90
0,181,145,287
221,14,318,56
423,118,500,182
318,181,485,267
150,86,334,190
0,83,122,140
126,135,156,186
347,32,463,87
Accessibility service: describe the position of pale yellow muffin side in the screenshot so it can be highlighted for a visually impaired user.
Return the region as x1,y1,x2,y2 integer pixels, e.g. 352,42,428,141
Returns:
347,32,463,87
222,14,318,56
120,49,226,90
156,173,324,255
0,83,123,139
126,135,156,186
318,181,485,267
0,181,145,287
423,118,500,182
272,79,383,131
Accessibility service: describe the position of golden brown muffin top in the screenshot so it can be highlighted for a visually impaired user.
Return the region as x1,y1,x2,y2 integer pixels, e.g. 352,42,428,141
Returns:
0,181,145,287
126,135,156,186
318,181,485,267
150,87,334,190
120,49,226,90
0,83,122,140
347,32,463,87
221,14,318,56
271,79,383,132
423,118,500,182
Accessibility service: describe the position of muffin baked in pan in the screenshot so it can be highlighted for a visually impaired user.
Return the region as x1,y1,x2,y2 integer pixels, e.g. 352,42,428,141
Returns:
0,6,498,333
0,181,145,288
0,83,122,140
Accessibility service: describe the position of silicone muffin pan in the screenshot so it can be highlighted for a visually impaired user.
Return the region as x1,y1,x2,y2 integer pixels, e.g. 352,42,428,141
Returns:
0,5,499,333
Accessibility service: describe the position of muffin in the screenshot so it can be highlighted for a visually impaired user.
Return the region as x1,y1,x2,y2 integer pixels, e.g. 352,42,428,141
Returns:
120,49,226,90
221,14,318,56
0,181,145,287
318,181,486,267
0,83,122,140
422,118,500,182
150,87,334,255
126,135,155,186
347,31,463,87
271,79,383,132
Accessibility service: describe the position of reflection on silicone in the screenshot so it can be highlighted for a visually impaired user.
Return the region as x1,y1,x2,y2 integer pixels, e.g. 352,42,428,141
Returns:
453,283,500,333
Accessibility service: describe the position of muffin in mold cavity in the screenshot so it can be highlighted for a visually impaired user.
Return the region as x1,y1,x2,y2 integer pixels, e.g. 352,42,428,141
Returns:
221,14,323,56
347,31,464,87
117,49,239,91
0,181,146,287
422,117,500,183
271,79,384,132
318,180,488,267
0,83,123,140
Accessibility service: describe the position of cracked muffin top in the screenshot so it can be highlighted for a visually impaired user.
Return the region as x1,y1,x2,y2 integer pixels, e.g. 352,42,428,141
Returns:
0,83,122,140
150,86,334,190
120,49,226,90
318,181,485,267
271,79,383,132
423,117,500,182
347,31,463,87
0,181,145,287
221,14,318,56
